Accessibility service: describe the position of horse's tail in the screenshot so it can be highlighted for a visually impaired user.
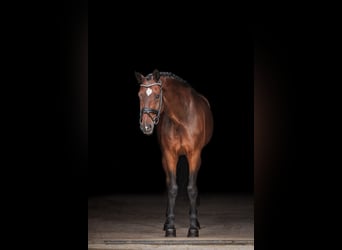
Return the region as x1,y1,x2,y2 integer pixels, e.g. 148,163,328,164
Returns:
176,155,189,200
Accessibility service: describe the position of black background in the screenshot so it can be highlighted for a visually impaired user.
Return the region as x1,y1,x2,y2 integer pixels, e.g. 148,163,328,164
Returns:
8,1,311,249
56,4,292,250
7,1,341,249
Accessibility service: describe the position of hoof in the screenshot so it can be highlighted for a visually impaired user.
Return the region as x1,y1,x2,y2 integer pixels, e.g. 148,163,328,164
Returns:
165,228,176,237
187,227,199,237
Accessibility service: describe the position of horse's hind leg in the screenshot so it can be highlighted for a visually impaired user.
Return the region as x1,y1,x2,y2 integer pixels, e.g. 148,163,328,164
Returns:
187,151,201,237
162,153,178,237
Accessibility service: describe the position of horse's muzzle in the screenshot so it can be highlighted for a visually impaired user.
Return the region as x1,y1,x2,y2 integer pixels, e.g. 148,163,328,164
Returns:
140,123,154,135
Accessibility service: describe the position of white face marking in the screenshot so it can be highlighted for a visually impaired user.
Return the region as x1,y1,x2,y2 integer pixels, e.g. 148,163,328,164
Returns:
146,88,152,96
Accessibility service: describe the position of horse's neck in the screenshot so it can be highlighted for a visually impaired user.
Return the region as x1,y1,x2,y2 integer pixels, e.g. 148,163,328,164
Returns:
162,79,191,124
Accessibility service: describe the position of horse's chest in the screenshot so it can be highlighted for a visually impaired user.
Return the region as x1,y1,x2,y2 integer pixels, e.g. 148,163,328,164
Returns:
162,126,191,152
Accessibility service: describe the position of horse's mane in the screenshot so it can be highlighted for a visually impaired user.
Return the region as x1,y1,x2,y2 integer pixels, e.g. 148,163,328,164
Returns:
146,72,190,88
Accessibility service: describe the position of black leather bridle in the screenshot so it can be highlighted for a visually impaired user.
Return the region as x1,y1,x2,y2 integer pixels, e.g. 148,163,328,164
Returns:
139,80,163,126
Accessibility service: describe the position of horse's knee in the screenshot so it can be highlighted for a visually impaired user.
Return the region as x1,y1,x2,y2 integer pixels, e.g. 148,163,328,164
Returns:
168,184,178,197
187,185,198,198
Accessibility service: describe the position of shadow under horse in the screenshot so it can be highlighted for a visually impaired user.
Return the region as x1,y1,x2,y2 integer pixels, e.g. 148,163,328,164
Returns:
135,69,213,237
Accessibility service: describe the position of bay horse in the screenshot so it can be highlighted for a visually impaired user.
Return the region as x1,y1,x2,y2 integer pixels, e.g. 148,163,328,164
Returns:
135,69,213,237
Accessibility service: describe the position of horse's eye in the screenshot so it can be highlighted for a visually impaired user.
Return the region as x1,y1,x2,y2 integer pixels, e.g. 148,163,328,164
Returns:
155,94,160,99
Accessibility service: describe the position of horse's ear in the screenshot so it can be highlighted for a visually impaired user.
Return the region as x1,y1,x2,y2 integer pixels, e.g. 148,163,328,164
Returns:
135,71,144,83
152,69,160,81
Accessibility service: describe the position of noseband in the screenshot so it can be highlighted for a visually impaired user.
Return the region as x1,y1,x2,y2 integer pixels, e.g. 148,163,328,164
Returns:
140,80,163,125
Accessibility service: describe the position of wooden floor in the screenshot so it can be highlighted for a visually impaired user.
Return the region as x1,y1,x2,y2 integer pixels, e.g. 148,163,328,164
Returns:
88,193,254,249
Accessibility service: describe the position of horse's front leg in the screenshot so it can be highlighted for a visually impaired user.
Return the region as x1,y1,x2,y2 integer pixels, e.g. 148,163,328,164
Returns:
162,153,178,237
187,151,201,237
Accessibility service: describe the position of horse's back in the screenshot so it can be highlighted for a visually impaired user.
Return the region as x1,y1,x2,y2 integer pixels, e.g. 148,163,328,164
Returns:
198,93,211,109
194,92,213,146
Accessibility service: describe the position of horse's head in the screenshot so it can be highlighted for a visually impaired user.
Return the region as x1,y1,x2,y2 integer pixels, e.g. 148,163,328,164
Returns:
135,69,163,135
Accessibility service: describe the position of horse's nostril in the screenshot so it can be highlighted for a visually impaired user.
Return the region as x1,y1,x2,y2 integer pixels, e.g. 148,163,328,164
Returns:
145,124,152,131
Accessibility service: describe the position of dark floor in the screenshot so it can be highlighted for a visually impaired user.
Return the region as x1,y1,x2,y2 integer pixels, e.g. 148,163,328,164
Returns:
88,193,254,249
